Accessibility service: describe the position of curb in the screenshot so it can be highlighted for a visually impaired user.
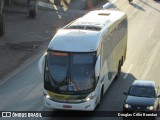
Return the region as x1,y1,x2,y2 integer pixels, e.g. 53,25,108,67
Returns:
3,7,27,14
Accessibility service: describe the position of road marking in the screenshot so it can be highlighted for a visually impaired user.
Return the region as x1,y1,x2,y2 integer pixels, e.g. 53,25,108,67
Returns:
110,0,117,4
141,42,160,79
58,14,62,19
148,29,154,37
123,64,133,79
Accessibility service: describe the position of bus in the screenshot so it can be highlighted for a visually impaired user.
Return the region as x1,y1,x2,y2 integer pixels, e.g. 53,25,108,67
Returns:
38,10,128,111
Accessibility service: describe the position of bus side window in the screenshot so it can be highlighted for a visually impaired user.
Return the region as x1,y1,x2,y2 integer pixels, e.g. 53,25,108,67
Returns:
101,33,111,65
119,19,127,40
111,26,119,49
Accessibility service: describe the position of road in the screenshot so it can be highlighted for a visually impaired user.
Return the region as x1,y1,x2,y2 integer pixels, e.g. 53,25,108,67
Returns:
0,0,160,120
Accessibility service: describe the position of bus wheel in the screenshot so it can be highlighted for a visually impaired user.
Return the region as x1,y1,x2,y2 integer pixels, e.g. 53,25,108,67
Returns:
157,104,159,111
115,61,121,79
121,56,124,66
96,87,103,108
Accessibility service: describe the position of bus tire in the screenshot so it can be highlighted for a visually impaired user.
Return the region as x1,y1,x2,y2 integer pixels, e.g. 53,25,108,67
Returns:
121,56,124,66
97,86,103,108
157,104,159,111
115,61,121,79
96,86,103,109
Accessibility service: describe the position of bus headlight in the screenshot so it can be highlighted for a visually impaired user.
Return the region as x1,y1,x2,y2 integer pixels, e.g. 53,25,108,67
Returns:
84,93,96,102
44,91,51,99
46,95,50,99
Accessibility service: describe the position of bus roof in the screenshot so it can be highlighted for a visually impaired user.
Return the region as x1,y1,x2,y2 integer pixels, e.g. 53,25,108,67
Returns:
48,10,126,52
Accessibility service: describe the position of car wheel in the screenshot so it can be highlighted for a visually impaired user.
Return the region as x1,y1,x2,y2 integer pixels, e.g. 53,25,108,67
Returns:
157,104,159,110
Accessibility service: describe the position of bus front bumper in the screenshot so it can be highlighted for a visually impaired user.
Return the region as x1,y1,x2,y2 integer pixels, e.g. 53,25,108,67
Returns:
44,97,96,111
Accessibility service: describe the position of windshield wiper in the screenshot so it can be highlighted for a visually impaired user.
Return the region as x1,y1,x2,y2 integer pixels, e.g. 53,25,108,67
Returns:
129,94,154,98
141,95,154,98
129,94,143,97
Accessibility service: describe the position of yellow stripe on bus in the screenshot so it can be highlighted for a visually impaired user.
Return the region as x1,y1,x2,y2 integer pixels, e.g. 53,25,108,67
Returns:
47,91,70,99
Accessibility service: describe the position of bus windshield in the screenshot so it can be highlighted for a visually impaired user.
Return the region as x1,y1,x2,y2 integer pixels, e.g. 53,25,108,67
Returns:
45,51,96,93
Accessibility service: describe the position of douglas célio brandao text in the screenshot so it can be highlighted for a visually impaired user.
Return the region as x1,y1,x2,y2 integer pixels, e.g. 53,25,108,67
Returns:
118,112,157,117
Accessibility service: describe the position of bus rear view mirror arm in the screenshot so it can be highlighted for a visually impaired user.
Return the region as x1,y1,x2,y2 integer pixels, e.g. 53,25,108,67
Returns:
38,53,46,74
95,55,100,78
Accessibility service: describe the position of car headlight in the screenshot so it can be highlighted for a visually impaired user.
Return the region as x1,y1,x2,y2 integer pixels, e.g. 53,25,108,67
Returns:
146,106,154,111
124,104,131,109
85,97,91,101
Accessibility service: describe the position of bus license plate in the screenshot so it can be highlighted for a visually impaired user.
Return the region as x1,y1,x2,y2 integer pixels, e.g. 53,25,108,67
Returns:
63,105,72,109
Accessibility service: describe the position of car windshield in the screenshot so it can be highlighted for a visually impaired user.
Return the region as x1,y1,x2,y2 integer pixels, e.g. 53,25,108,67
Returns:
45,51,96,94
129,86,156,98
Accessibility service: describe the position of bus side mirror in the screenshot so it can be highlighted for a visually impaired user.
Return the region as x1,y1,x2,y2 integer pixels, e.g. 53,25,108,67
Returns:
95,55,100,78
38,53,46,74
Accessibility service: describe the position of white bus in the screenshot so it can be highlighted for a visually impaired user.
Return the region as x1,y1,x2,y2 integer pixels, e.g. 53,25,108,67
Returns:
38,10,127,111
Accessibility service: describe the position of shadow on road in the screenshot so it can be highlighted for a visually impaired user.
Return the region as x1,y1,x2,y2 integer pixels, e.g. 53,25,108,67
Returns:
153,0,160,4
140,0,160,13
129,2,145,11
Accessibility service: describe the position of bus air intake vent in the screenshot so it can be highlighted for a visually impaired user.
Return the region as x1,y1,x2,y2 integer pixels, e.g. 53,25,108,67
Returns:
98,13,110,16
67,25,101,31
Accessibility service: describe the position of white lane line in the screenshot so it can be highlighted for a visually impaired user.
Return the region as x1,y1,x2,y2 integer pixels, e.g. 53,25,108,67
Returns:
141,42,160,79
110,0,117,4
123,64,133,79
148,29,154,37
58,14,62,19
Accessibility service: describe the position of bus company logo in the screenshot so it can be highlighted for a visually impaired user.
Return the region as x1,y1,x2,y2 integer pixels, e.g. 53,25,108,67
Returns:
2,112,11,117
